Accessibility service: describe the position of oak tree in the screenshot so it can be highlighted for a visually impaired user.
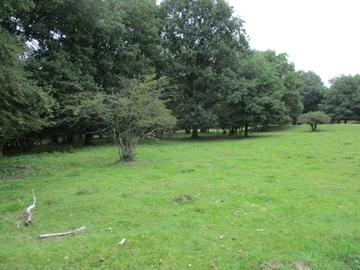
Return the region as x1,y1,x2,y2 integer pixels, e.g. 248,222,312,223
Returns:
225,52,287,137
320,75,360,122
262,50,303,124
158,0,249,138
297,70,325,113
0,28,56,157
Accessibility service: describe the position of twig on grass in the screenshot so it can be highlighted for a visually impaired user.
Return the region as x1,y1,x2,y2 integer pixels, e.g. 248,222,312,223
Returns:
118,238,126,245
25,189,36,226
39,226,86,239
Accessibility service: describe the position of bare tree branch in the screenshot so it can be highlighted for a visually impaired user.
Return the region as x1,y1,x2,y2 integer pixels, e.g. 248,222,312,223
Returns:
39,226,86,239
25,189,36,226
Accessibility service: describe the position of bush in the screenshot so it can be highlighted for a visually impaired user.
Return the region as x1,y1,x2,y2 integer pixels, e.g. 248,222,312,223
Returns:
298,111,331,131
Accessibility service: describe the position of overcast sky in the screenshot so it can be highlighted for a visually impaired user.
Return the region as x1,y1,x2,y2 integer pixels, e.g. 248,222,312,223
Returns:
228,0,360,85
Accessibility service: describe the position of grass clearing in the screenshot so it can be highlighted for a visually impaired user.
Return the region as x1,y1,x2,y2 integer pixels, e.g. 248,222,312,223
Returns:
1,124,360,269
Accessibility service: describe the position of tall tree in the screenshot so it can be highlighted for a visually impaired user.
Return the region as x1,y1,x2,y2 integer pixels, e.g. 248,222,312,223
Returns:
225,52,287,137
297,70,325,113
24,0,105,144
262,50,303,124
320,74,360,122
0,28,56,157
93,0,161,87
5,0,162,144
0,0,34,36
1,0,102,144
158,0,249,138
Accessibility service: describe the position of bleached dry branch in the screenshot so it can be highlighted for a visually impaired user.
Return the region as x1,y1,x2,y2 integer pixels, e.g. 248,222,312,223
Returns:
25,189,36,226
39,226,86,239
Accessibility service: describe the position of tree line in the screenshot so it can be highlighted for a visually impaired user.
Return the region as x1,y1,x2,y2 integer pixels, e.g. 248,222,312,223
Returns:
1,0,359,159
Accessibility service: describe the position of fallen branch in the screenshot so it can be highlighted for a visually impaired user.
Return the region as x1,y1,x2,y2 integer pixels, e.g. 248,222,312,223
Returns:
39,226,86,239
25,189,36,226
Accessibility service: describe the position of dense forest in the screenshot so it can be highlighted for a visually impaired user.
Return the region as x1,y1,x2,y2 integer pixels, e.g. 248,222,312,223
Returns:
1,0,359,159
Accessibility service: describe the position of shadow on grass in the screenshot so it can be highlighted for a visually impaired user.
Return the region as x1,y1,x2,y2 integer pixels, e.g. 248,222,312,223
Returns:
158,125,297,142
298,124,335,133
2,125,297,156
2,138,112,157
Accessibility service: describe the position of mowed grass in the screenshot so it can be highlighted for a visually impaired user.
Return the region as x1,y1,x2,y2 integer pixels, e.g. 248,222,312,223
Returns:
1,124,360,269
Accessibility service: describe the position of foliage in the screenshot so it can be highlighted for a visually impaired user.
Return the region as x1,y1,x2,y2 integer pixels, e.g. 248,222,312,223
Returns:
1,0,358,155
0,28,56,157
262,50,303,124
71,76,176,161
298,111,331,131
0,0,34,35
159,0,249,138
1,125,360,269
2,0,161,143
225,52,287,136
297,70,326,113
320,74,360,122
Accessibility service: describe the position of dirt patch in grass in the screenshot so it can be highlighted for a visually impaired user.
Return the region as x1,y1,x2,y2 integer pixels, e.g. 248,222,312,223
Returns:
174,194,194,204
107,160,148,167
261,260,284,270
261,260,311,270
120,160,148,166
293,261,312,270
75,187,98,196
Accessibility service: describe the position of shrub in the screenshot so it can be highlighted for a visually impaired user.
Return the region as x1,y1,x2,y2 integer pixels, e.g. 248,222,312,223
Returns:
298,111,331,131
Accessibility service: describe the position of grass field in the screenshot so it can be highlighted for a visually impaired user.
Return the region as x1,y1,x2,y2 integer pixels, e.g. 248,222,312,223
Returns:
1,124,360,269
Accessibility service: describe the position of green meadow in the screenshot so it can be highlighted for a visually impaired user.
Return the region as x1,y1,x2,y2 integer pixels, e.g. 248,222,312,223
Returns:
1,124,360,269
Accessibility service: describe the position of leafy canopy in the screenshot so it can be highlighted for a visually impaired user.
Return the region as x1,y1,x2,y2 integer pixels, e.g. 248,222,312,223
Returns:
224,51,287,136
159,0,249,137
297,70,325,113
320,75,360,121
0,27,56,157
261,50,303,124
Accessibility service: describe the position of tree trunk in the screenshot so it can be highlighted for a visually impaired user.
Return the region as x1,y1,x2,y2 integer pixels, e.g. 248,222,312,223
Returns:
191,127,199,139
244,123,249,137
84,133,93,145
229,127,235,136
62,134,67,144
52,134,59,144
310,124,317,131
260,122,268,131
20,138,34,152
67,132,75,143
0,137,6,158
84,127,94,145
185,128,191,134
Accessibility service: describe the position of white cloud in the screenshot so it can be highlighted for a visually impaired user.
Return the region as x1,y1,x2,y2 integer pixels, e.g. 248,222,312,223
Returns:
229,0,360,84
